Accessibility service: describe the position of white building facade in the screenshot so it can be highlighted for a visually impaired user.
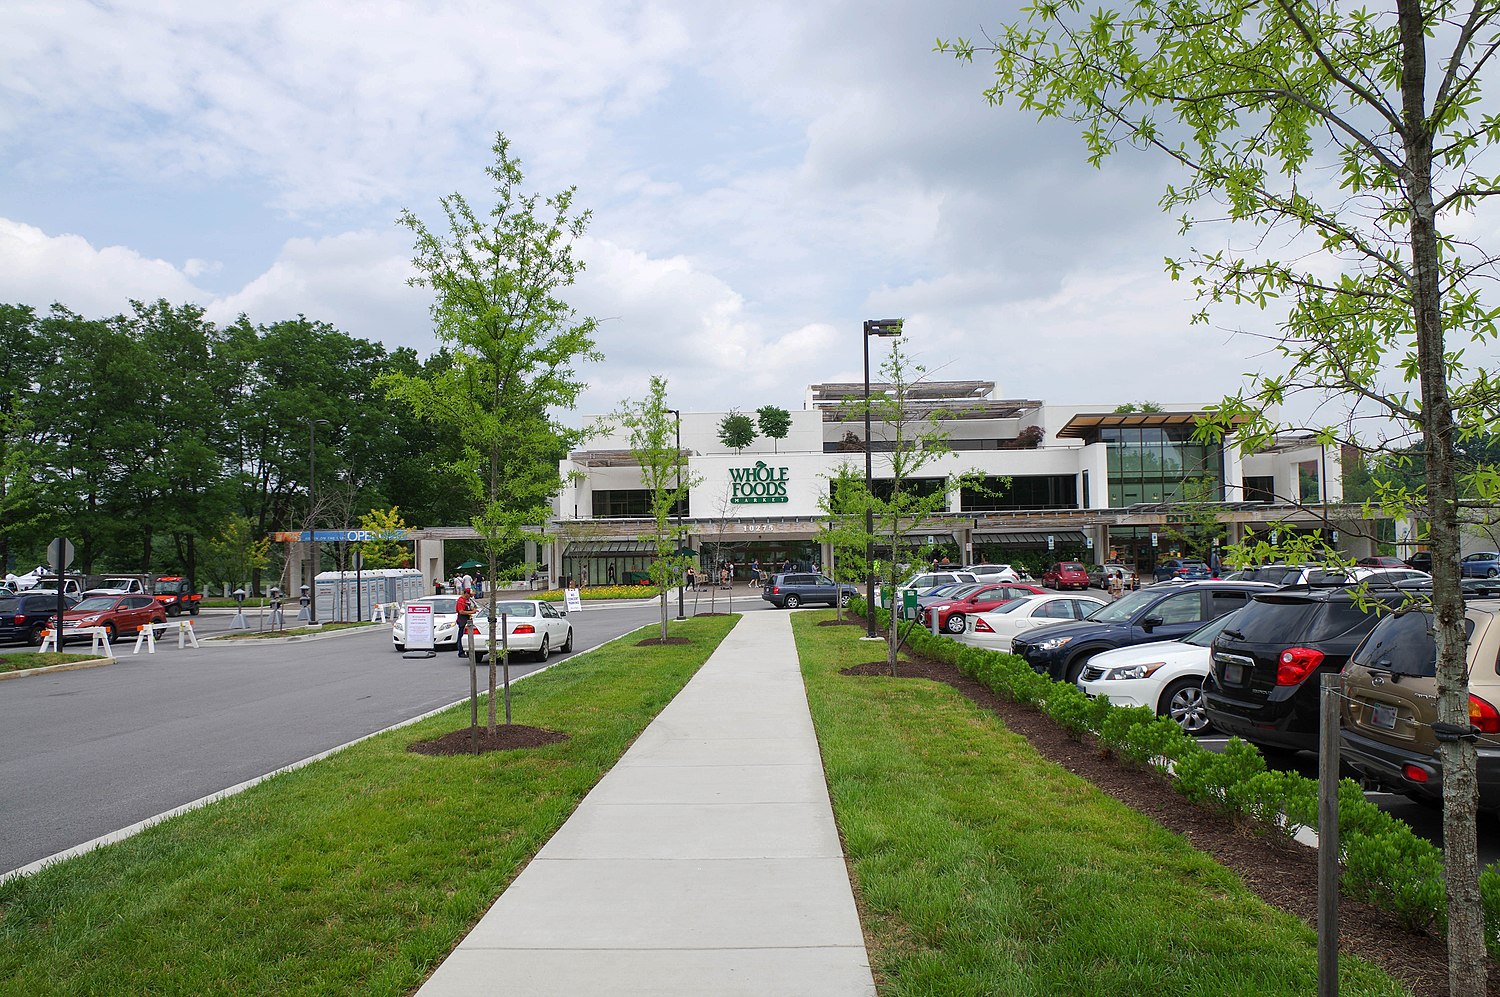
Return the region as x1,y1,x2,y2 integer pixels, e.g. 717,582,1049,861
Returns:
545,380,1355,586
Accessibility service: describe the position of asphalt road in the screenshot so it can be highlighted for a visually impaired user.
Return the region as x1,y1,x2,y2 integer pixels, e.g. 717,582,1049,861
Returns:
1,596,768,875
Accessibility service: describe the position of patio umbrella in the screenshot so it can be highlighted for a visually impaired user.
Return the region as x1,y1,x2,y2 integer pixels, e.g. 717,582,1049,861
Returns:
455,559,484,570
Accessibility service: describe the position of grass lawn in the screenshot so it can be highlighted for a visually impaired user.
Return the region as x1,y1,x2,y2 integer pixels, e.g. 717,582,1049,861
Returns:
0,651,103,675
0,614,739,996
791,611,1409,997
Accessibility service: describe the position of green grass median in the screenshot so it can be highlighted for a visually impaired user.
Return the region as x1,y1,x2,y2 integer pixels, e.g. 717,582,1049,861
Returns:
0,652,102,675
0,614,739,996
791,611,1408,997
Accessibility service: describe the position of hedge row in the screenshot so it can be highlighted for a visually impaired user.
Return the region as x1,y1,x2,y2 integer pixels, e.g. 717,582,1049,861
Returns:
853,599,1500,952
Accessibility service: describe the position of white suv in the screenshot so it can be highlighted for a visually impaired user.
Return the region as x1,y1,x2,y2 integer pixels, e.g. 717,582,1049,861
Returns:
965,563,1021,583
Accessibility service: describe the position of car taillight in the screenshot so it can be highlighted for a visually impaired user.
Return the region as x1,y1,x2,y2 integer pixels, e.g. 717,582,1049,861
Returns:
13,614,24,624
1402,764,1430,784
514,623,536,634
772,586,780,594
1275,647,1325,686
1470,695,1500,734
974,618,994,633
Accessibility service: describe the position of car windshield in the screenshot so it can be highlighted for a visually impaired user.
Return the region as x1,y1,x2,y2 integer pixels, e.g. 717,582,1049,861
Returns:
71,596,119,612
412,597,458,615
1060,562,1085,571
991,596,1042,615
1083,588,1162,623
1183,610,1240,647
152,581,179,594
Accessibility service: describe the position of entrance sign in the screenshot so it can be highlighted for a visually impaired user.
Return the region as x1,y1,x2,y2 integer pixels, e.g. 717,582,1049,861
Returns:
729,461,790,504
564,587,583,613
405,603,434,650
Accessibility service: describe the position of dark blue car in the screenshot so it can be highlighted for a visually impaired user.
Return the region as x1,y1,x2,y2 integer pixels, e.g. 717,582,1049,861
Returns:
1011,581,1274,683
1153,558,1211,583
1461,551,1500,579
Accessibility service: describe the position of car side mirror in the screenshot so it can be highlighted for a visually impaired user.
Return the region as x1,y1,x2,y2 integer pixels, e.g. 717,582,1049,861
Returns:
1140,614,1164,632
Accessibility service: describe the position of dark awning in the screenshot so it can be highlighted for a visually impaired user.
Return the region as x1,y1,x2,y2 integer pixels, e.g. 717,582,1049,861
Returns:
564,540,661,556
971,529,1088,547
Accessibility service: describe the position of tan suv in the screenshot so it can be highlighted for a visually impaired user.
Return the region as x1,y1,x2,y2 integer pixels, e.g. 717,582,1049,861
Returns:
1340,595,1500,810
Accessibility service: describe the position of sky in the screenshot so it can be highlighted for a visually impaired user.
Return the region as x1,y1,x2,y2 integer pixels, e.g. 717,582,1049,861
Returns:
2,0,1299,424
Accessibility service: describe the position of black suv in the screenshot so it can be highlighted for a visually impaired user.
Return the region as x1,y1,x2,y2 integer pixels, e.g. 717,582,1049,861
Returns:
0,591,80,645
1202,584,1412,752
1012,581,1273,683
760,573,858,609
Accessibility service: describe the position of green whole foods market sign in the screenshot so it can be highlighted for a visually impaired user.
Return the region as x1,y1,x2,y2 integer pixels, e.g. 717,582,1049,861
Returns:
730,461,790,504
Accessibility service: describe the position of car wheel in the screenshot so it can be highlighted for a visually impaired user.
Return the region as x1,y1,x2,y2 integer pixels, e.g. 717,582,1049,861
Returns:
562,628,573,653
839,592,852,607
166,603,180,617
783,594,802,609
537,635,550,661
945,613,967,634
1063,652,1096,685
394,643,405,653
189,603,200,616
28,623,46,647
1160,678,1213,735
102,623,117,644
1489,568,1499,578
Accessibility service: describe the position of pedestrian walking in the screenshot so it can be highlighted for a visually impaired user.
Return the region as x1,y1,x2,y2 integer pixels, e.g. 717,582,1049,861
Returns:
607,564,618,585
455,588,474,657
750,559,761,589
475,570,485,596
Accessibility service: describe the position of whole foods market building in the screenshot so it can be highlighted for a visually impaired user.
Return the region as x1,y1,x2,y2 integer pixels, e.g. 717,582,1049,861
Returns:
543,380,1368,585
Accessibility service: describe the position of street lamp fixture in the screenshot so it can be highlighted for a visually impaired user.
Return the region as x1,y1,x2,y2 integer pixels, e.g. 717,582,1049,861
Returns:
667,408,687,621
862,318,903,639
308,417,330,624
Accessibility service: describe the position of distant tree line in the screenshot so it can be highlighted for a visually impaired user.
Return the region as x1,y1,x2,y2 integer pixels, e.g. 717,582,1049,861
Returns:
0,299,498,585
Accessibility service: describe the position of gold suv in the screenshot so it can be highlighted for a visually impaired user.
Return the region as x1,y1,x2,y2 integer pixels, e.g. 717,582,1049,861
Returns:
1340,595,1500,810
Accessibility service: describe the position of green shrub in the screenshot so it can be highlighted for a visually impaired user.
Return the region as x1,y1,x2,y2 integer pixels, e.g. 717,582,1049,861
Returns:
1226,770,1318,836
1482,866,1500,951
1342,825,1446,933
1044,684,1094,737
1173,736,1267,807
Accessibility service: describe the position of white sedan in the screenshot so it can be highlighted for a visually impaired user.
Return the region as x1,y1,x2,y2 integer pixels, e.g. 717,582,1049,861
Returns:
1074,611,1242,735
461,599,573,662
954,593,1107,653
392,596,465,650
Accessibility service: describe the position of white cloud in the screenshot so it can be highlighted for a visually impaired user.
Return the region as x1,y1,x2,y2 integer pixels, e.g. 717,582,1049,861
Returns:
0,218,202,314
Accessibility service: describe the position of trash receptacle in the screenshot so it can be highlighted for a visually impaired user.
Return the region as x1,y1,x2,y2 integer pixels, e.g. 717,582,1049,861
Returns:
901,588,918,619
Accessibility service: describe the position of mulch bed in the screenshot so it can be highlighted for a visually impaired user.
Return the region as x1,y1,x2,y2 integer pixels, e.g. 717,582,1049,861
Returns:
841,653,1499,997
408,724,569,756
636,636,692,646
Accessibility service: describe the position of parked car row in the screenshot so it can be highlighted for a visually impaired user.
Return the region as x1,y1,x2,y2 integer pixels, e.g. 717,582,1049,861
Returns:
0,590,166,646
390,595,574,662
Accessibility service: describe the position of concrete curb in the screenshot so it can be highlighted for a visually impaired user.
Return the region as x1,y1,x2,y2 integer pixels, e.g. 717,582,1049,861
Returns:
0,655,117,681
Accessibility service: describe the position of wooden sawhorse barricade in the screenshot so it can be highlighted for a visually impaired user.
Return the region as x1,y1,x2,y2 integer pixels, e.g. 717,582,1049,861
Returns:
132,620,201,654
37,626,114,657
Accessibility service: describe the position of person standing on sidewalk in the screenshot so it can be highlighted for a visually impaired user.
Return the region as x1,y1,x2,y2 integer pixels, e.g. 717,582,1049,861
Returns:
455,588,474,657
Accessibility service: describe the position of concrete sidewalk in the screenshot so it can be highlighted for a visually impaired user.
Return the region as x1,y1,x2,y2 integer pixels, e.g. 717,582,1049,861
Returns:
417,610,876,996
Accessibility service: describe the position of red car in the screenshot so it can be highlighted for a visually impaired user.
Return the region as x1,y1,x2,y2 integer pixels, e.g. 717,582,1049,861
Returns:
920,583,1046,634
57,593,165,643
1042,561,1090,591
1356,556,1406,568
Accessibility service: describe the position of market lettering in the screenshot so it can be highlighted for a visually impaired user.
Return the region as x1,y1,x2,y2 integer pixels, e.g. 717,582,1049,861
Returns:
730,461,790,504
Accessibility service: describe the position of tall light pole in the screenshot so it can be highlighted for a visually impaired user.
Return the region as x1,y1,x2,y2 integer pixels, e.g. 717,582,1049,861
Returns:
308,417,330,624
862,319,903,638
667,408,686,621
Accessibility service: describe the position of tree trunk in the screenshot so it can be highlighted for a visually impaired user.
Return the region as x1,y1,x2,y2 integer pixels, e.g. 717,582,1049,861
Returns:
1399,1,1485,985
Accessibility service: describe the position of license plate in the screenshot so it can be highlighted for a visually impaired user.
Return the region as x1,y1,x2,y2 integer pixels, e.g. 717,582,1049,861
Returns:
1369,703,1397,730
1223,663,1245,685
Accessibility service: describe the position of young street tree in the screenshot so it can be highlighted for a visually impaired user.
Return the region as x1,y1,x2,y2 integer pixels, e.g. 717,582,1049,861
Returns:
943,4,1500,985
817,464,873,622
614,376,701,640
382,132,599,742
842,339,983,675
